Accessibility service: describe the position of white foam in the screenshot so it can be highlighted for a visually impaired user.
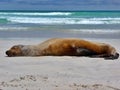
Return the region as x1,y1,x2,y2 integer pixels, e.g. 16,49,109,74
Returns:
4,16,120,25
0,12,72,16
67,29,120,34
0,26,28,31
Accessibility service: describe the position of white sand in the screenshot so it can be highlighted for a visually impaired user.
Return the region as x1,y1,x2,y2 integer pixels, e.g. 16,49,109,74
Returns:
0,38,120,90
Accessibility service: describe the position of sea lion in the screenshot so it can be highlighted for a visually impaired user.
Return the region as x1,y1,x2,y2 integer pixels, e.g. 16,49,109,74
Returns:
6,38,119,60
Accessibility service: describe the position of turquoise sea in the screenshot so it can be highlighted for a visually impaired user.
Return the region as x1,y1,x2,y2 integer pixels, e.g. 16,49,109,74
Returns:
0,11,120,38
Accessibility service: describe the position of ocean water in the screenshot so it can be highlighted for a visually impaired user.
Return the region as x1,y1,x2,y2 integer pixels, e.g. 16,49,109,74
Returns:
0,11,120,38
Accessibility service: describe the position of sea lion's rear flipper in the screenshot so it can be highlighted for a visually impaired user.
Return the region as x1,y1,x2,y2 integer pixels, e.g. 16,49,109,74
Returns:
90,53,119,60
104,53,119,60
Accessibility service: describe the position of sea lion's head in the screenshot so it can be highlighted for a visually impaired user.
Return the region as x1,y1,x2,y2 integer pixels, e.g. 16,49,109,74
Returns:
6,45,24,57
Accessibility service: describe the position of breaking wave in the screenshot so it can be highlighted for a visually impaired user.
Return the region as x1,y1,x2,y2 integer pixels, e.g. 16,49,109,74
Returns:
4,17,120,24
0,11,120,25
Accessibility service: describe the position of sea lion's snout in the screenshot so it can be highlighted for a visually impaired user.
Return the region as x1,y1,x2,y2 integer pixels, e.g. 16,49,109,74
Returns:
6,50,19,57
6,50,12,57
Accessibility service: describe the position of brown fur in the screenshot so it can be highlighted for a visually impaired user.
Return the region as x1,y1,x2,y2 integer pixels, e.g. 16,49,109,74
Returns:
6,38,119,59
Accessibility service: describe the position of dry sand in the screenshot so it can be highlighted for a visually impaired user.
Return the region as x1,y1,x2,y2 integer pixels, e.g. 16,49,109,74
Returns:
0,38,120,90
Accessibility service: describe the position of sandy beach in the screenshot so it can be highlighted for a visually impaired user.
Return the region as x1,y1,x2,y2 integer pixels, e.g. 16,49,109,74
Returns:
0,38,120,90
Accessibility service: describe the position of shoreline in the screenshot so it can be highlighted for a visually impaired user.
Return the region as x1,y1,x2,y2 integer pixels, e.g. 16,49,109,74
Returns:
0,30,120,39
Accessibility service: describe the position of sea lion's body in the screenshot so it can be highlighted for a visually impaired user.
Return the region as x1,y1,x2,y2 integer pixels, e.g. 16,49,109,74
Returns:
6,38,119,59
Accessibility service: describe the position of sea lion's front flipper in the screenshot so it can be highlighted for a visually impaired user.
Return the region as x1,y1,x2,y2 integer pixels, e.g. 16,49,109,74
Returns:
75,47,97,56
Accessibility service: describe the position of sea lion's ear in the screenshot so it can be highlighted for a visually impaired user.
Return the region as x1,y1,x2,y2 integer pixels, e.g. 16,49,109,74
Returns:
18,45,24,48
20,46,31,56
